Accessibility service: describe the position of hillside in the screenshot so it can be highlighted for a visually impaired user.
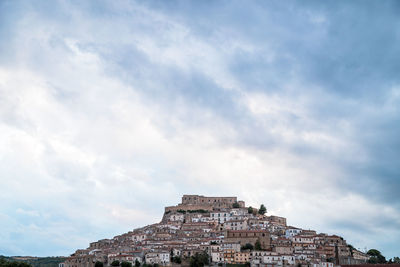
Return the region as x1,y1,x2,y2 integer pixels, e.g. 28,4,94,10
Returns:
0,256,66,267
61,195,371,267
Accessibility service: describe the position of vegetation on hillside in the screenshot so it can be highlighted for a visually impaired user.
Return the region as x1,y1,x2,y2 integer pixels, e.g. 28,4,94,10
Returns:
176,209,208,214
367,249,387,264
0,257,31,267
189,252,209,267
366,249,400,264
0,256,66,267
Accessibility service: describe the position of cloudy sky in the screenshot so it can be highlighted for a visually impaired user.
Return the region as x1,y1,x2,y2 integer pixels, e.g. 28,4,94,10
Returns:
1,0,399,258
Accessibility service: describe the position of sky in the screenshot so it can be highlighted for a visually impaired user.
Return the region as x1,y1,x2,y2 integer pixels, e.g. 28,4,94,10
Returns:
0,0,399,259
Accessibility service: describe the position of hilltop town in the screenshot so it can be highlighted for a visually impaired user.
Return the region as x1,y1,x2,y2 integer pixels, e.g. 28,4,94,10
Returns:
62,195,370,267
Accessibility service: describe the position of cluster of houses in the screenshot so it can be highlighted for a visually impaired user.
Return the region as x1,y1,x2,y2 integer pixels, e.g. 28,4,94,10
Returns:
62,195,369,267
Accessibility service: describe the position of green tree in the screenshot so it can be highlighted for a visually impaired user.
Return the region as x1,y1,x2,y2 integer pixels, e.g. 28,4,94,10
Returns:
134,259,140,267
111,260,120,266
232,202,240,208
121,262,132,267
95,262,103,267
190,252,209,267
255,239,262,250
367,249,386,264
258,204,266,215
393,257,400,263
248,206,253,214
241,243,254,251
172,256,181,264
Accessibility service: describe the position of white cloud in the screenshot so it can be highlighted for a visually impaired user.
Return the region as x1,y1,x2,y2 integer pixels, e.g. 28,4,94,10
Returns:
0,0,399,258
15,208,40,217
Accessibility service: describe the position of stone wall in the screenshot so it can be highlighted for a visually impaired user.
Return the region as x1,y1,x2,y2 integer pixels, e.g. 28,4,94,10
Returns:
164,204,214,213
268,215,287,226
225,230,271,250
181,195,245,208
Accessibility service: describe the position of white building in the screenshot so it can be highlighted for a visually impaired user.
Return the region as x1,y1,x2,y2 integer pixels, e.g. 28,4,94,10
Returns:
211,252,223,263
221,241,241,252
250,251,293,266
230,208,248,216
312,262,334,267
145,251,170,265
168,213,184,222
282,255,296,265
285,227,302,238
292,235,314,244
210,212,232,223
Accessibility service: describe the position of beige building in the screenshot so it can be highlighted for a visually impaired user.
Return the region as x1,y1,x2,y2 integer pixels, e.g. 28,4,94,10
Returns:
234,251,250,264
223,219,248,230
222,250,235,264
273,245,294,254
352,249,369,261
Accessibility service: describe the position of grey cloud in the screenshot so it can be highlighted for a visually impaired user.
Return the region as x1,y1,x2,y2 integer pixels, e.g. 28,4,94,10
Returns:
1,0,400,258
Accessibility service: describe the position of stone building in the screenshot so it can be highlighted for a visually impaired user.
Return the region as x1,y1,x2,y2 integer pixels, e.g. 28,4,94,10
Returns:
181,195,245,208
164,194,246,213
225,230,271,250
